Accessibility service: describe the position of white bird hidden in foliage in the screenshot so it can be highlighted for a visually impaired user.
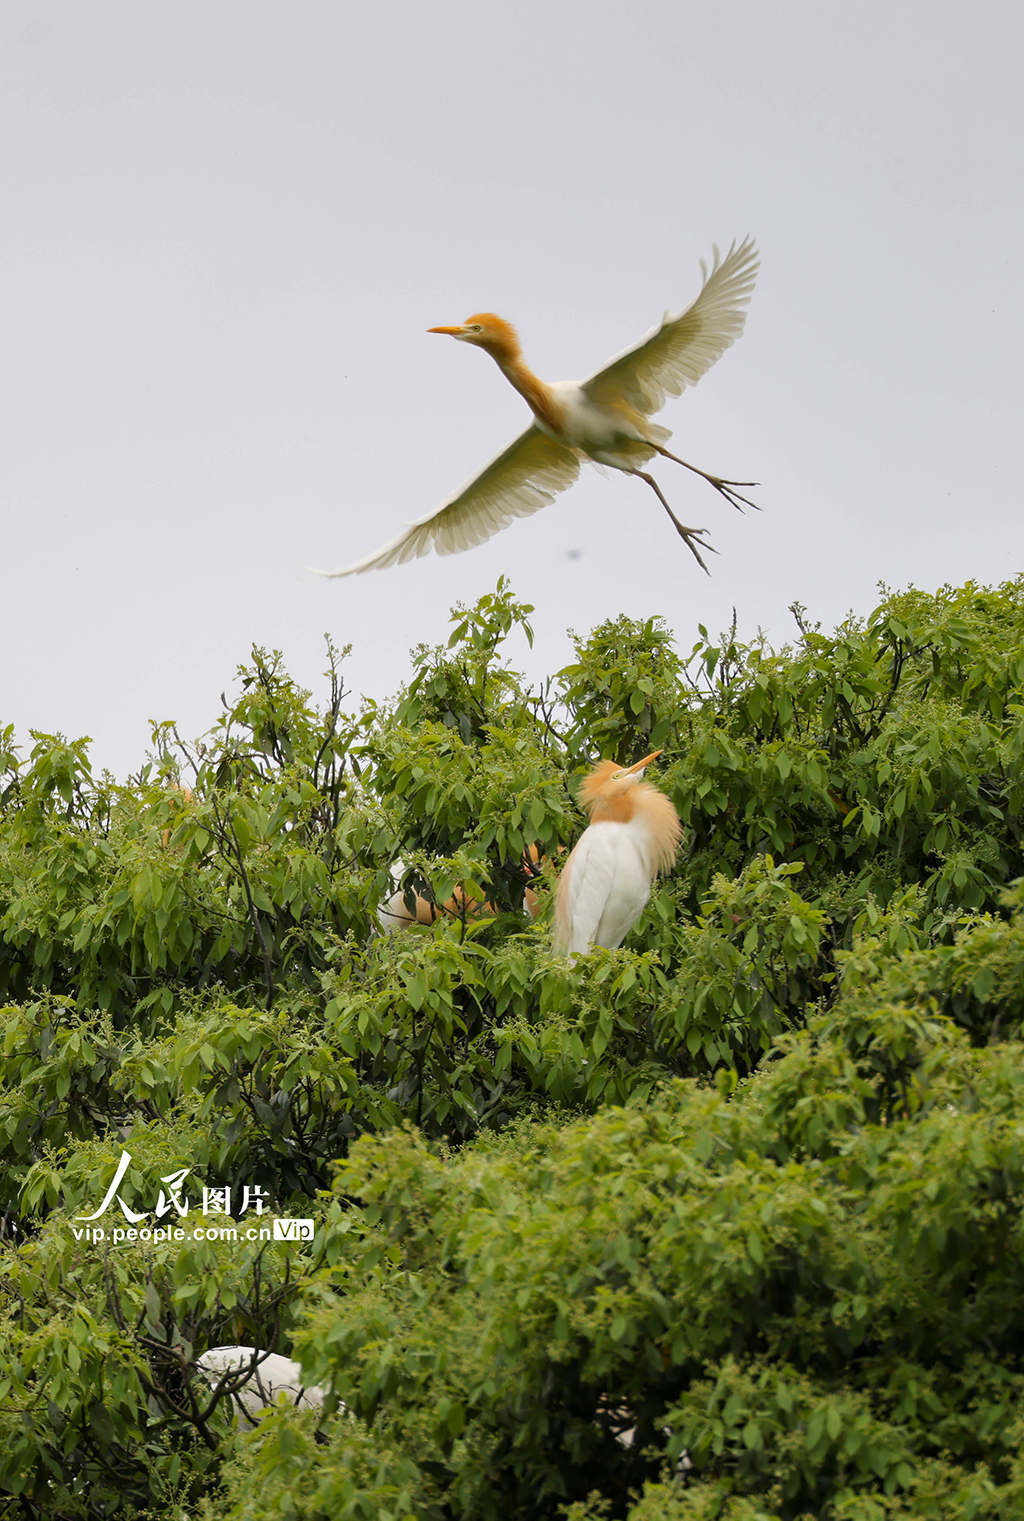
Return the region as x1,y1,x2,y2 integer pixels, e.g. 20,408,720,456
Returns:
195,1345,329,1426
377,847,547,934
554,751,681,956
319,238,758,577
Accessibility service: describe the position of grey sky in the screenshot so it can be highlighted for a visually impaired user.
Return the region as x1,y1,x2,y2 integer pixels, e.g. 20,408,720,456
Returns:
3,1,1022,776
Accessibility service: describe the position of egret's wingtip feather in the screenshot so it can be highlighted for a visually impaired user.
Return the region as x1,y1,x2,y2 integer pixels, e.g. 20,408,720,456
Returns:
581,235,760,415
311,428,579,577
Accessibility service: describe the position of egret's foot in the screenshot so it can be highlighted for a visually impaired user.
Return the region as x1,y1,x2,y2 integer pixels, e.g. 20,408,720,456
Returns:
635,468,717,574
655,446,761,513
705,476,760,514
673,521,717,575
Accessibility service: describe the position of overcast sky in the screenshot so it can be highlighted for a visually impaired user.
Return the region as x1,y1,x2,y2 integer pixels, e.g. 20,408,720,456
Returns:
2,1,1022,777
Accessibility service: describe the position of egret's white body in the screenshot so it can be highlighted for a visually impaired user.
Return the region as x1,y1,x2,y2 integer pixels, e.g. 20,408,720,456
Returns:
557,819,660,952
319,238,759,577
195,1345,327,1426
554,751,682,956
533,381,654,458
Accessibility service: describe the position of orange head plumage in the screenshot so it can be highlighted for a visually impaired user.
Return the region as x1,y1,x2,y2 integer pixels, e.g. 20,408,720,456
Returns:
577,750,682,873
428,313,521,365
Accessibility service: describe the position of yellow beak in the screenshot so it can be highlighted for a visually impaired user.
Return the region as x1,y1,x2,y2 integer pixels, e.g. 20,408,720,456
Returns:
427,325,465,335
625,749,663,774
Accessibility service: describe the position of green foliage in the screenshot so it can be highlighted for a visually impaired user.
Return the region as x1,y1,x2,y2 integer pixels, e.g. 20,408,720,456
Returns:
557,613,686,761
257,901,1024,1520
0,1119,310,1517
3,574,1024,1518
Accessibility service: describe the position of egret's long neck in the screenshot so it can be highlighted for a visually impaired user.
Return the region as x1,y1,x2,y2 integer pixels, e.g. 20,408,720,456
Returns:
587,791,639,825
496,353,564,436
585,784,680,879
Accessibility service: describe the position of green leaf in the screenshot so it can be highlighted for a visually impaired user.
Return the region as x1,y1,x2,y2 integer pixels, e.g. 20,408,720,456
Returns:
144,1282,162,1329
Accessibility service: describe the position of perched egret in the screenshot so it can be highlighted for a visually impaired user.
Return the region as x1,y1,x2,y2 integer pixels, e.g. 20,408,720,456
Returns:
195,1345,329,1426
320,238,758,577
554,751,681,956
378,846,546,933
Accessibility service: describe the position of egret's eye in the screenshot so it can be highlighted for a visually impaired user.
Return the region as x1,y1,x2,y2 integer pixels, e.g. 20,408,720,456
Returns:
468,324,483,333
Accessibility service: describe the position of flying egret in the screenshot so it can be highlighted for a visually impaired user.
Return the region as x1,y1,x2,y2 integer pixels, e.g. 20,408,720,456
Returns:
554,751,681,956
319,238,758,577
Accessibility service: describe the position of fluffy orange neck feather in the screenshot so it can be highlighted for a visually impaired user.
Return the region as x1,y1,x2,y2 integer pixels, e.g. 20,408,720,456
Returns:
578,760,682,873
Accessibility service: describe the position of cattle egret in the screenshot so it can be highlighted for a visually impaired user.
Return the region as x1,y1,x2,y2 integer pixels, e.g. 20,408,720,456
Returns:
554,751,681,956
319,238,758,577
195,1345,328,1426
378,846,546,933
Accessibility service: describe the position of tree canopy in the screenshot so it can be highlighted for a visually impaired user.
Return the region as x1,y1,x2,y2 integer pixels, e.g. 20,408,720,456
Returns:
2,574,1024,1519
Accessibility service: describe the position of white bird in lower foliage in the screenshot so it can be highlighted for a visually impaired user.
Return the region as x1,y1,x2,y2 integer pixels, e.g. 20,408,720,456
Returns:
195,1345,328,1426
319,238,758,578
554,751,681,956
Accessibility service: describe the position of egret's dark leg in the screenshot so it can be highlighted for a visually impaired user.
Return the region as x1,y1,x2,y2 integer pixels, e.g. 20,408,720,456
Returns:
654,445,760,513
633,470,715,574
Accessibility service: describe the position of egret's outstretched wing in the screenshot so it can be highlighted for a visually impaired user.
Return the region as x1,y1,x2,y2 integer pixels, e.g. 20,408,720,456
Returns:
583,237,759,418
315,426,581,577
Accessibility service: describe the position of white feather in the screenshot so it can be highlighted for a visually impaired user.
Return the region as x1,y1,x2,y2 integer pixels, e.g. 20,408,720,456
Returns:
556,819,655,954
582,237,759,416
195,1345,330,1426
314,426,580,577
